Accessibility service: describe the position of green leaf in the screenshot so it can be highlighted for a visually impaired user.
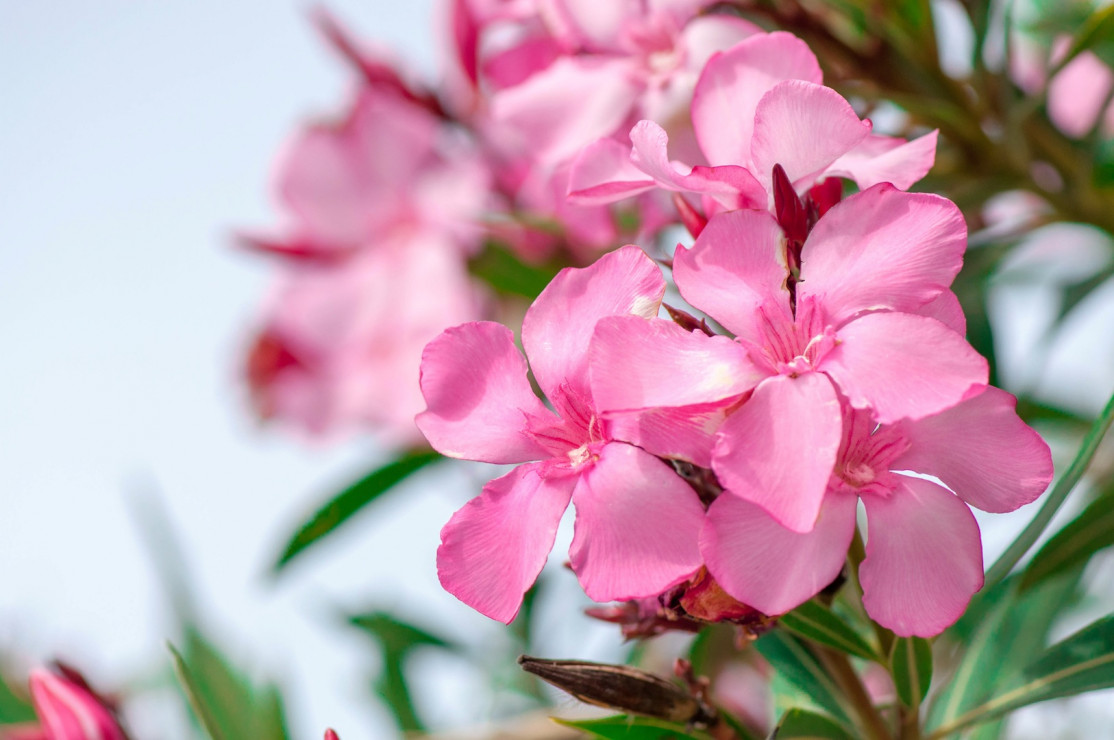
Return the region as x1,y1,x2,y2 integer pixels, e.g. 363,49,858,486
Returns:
170,630,290,740
755,631,851,725
469,240,565,299
347,611,458,734
1021,484,1114,590
272,448,442,572
779,600,881,662
1054,4,1114,72
984,387,1114,587
891,637,932,708
770,708,855,740
0,670,36,724
927,613,1114,738
555,714,715,740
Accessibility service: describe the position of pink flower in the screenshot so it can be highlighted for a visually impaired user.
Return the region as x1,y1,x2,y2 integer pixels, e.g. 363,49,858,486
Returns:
247,236,485,445
416,246,706,622
702,388,1053,636
0,666,129,740
568,31,938,215
589,185,985,533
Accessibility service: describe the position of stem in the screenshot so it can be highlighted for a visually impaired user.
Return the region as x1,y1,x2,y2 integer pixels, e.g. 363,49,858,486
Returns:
816,647,893,740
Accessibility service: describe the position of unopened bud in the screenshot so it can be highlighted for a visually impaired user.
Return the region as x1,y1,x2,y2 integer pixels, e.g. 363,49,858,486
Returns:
28,666,128,740
324,730,340,740
518,655,716,726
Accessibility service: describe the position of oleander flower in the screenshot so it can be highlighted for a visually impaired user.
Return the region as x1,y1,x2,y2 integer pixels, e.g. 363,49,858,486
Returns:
416,246,705,622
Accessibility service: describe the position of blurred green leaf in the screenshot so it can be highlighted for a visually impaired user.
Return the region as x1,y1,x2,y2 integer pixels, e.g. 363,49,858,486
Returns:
770,708,855,740
1021,482,1114,590
469,240,565,299
555,714,715,740
779,600,881,663
985,386,1114,586
272,448,442,573
755,632,851,725
347,611,459,734
1057,269,1114,325
169,630,290,740
0,671,36,724
891,637,932,708
927,613,1114,737
1053,4,1114,72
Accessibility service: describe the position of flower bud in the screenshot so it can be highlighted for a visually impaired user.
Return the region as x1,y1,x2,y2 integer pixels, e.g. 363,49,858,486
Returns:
27,666,127,740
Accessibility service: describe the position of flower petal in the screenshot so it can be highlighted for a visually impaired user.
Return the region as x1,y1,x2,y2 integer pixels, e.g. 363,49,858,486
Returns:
860,477,984,637
702,490,857,616
820,312,987,423
692,32,822,165
438,464,575,623
750,80,871,192
916,289,966,335
570,443,705,601
567,137,657,205
798,185,967,324
673,209,789,340
602,401,736,468
894,387,1053,513
523,245,665,401
713,373,842,533
417,321,554,463
825,131,939,191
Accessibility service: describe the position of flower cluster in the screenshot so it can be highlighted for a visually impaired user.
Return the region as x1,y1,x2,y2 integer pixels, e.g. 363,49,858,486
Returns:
417,24,1054,637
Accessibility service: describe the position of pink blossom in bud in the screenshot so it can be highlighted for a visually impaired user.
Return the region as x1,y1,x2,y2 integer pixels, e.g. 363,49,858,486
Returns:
10,666,129,740
324,730,340,740
569,31,938,217
417,246,706,622
589,186,984,532
702,387,1052,636
247,237,485,446
1009,32,1114,139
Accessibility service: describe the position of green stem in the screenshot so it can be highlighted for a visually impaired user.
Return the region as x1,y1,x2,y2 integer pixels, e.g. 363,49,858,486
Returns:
816,647,894,740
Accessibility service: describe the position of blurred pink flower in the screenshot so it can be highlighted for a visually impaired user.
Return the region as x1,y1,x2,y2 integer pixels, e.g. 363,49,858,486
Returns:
702,387,1052,636
0,666,128,740
417,246,705,621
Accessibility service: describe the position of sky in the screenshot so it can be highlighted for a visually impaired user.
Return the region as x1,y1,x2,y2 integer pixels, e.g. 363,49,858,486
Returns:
3,2,1114,739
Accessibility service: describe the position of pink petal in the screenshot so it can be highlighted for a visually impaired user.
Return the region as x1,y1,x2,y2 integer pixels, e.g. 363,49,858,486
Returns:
673,209,789,341
488,56,642,166
628,121,766,209
798,185,967,324
750,80,871,191
894,387,1053,513
570,443,705,601
590,315,760,410
603,400,738,468
567,137,656,205
522,245,665,401
417,321,554,464
712,373,842,533
916,289,967,335
29,669,127,740
825,130,939,191
1049,50,1114,138
692,32,823,165
702,490,858,616
820,312,988,423
438,464,575,623
677,15,762,72
860,476,984,637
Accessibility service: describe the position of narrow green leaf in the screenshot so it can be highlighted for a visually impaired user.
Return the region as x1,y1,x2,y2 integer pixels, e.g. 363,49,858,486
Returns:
468,240,565,299
348,611,455,654
891,637,932,708
779,600,881,662
985,386,1114,587
770,708,855,740
1054,4,1114,72
755,632,852,725
555,714,715,740
1021,484,1114,590
927,614,1114,738
272,448,442,572
0,671,36,724
168,642,227,740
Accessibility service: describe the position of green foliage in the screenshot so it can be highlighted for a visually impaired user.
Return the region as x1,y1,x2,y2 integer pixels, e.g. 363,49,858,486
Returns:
0,670,36,725
272,448,443,572
755,631,851,725
555,714,715,740
168,631,290,740
770,708,855,740
890,637,933,708
469,240,566,299
1053,4,1114,72
927,612,1114,737
779,600,882,663
1021,482,1114,590
346,610,459,734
